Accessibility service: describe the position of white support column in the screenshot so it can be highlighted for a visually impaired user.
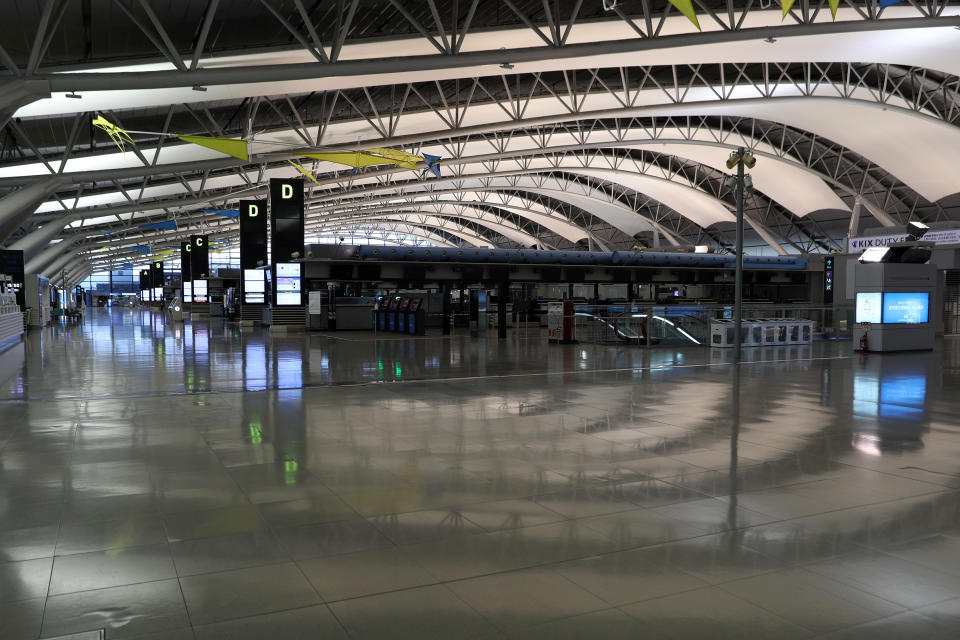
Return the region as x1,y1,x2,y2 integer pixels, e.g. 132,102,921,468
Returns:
8,216,79,260
40,249,79,278
25,236,80,274
0,178,66,243
742,212,789,256
847,196,863,242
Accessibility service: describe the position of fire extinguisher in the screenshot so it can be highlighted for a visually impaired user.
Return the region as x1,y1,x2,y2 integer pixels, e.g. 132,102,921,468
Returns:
858,331,869,353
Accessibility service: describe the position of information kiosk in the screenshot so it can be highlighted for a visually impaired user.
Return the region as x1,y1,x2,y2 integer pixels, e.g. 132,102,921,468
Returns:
397,298,411,333
387,297,400,331
373,297,388,331
853,261,936,352
407,298,425,335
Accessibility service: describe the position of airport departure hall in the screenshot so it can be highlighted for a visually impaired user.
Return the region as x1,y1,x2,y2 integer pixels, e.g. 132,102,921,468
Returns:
7,1,960,639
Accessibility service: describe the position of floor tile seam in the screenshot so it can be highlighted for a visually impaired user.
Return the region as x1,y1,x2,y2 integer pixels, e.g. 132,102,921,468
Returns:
804,610,955,639
740,450,960,492
609,582,810,633
414,526,728,589
656,478,957,523
801,560,960,611
187,600,343,635
41,416,83,630
285,554,349,637
170,553,295,581
40,575,181,602
713,563,915,620
856,544,960,584
0,353,855,404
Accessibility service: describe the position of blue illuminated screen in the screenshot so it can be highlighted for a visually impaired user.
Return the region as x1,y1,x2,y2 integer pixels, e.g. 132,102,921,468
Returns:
855,292,882,323
883,292,929,324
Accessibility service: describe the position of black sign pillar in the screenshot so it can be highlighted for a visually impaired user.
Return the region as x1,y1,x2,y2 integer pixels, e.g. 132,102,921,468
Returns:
150,260,164,288
181,241,192,286
824,255,835,304
239,200,268,269
269,178,304,264
190,235,209,280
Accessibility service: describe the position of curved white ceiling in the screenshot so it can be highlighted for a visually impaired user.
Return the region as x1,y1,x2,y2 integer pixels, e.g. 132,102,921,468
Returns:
16,8,960,118
326,204,540,247
324,174,657,236
311,222,458,247
15,90,957,210
623,142,850,216
559,166,734,227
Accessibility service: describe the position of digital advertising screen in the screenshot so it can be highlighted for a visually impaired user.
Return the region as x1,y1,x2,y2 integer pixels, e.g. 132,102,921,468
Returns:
274,264,301,305
276,263,301,277
193,280,208,303
276,277,301,292
855,292,882,324
276,292,301,305
183,282,192,303
243,269,265,293
883,292,929,324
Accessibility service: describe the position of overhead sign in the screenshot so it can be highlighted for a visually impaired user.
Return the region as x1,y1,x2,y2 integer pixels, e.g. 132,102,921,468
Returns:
239,199,268,270
848,229,960,253
270,178,304,263
190,234,209,280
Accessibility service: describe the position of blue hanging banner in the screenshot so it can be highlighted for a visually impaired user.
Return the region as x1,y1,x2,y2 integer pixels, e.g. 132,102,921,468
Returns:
131,245,151,254
119,263,134,269
878,0,904,6
202,209,240,218
139,220,178,231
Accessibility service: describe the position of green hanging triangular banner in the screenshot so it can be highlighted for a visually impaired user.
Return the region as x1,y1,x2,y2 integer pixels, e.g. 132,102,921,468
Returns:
828,0,841,19
780,0,797,19
668,0,700,30
178,135,249,162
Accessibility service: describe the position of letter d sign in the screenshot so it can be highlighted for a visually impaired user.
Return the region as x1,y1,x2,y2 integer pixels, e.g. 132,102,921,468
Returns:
249,204,259,217
281,184,293,199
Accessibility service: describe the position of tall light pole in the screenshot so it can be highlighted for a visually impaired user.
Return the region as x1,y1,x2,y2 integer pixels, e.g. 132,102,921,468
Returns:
726,147,755,364
734,147,745,364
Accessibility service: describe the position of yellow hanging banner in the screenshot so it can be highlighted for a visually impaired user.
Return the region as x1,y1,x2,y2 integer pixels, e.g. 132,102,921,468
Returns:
91,116,136,152
300,152,385,169
828,0,840,19
287,160,321,186
668,0,700,30
780,0,797,18
178,136,249,162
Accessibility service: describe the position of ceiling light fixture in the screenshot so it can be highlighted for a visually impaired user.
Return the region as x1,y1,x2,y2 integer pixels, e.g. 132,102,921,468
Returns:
764,36,777,43
499,62,514,70
65,92,81,99
192,85,207,92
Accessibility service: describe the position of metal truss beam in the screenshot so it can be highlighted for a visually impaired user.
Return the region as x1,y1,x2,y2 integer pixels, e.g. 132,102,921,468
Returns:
27,15,960,92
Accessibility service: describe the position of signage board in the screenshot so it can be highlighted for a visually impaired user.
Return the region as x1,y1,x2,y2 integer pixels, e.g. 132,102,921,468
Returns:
848,229,960,253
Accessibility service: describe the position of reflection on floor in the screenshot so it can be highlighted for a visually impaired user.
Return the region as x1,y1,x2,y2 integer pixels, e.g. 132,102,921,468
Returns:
2,308,960,639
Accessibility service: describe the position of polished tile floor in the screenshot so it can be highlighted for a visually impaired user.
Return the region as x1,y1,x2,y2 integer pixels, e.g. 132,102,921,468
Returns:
2,308,960,639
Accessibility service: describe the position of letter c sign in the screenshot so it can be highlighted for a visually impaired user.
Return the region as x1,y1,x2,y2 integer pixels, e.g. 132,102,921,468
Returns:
195,237,204,247
185,243,191,252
